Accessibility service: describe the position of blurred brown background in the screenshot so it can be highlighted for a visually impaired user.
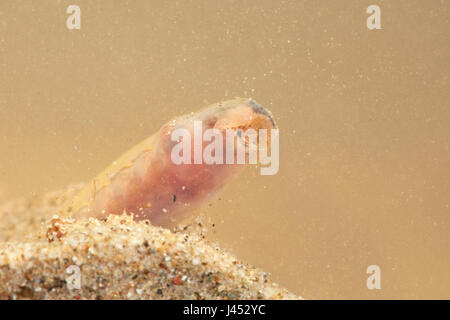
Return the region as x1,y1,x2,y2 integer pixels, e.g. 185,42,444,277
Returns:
0,0,449,298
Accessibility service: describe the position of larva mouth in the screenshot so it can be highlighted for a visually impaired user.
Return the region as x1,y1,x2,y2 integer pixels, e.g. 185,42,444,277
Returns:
213,99,276,131
246,99,276,128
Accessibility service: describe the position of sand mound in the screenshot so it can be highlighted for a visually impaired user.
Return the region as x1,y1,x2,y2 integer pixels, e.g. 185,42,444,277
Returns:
0,185,299,300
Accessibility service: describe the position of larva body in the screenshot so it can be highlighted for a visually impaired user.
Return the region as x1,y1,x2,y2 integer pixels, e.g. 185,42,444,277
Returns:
62,98,276,227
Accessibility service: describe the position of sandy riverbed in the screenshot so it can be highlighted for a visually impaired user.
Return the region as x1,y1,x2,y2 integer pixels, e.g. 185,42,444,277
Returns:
0,184,299,300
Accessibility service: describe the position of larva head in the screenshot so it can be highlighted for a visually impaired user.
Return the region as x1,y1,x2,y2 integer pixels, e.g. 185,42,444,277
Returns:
213,98,276,131
213,99,276,151
160,98,277,155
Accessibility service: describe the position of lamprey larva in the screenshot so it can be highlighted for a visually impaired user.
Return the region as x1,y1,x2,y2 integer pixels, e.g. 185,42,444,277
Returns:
62,98,277,228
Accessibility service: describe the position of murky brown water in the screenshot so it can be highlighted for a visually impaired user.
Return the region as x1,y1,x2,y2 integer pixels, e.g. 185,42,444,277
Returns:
1,0,449,299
